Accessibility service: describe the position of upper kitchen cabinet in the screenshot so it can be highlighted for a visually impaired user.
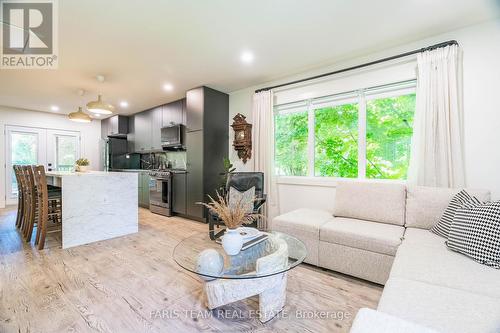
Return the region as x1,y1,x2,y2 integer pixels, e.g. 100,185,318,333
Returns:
162,99,184,127
130,105,163,152
133,109,152,152
182,98,187,125
101,115,128,139
150,106,163,151
186,88,204,132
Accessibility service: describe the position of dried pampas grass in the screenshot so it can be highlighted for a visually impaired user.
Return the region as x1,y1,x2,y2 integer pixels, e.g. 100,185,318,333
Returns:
198,191,264,229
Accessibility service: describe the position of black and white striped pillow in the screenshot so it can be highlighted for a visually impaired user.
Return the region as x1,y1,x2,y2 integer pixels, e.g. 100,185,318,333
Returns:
430,190,481,238
446,201,500,269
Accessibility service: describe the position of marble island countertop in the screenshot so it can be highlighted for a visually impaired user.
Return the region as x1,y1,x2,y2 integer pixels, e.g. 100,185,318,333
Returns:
46,171,126,177
45,170,139,249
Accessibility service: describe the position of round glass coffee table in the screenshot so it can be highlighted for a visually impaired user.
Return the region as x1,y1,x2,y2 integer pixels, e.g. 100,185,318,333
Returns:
173,231,307,322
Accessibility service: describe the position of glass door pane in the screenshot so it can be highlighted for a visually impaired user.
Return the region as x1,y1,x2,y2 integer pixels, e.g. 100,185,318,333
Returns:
47,130,80,171
5,126,46,198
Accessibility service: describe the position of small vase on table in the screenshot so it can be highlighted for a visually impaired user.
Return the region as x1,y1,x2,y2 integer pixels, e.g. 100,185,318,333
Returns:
222,228,244,255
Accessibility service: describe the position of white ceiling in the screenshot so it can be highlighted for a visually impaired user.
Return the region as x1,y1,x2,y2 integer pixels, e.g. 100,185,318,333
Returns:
0,0,499,116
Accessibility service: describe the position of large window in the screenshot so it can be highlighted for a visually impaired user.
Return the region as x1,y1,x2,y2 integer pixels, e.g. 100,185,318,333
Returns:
274,81,416,180
274,107,308,176
315,102,358,178
366,94,415,179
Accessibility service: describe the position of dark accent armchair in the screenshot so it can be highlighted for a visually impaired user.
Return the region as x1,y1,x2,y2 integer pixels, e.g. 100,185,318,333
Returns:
208,172,266,240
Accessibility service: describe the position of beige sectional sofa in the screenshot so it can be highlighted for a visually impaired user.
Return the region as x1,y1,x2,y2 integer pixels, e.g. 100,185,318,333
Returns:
272,181,500,333
273,181,408,284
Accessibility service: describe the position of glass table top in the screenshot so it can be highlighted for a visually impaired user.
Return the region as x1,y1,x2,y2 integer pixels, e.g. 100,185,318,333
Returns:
173,230,307,280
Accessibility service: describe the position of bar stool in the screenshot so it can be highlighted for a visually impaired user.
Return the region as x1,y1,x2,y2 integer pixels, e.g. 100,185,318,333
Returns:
17,166,34,240
13,165,24,229
33,165,62,250
23,166,39,241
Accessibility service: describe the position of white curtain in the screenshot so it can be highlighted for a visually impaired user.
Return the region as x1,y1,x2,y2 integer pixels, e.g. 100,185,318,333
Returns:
252,91,279,227
408,45,465,188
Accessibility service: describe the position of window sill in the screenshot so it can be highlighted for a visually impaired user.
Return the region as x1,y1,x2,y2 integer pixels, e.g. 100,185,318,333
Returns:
276,176,340,187
276,176,407,188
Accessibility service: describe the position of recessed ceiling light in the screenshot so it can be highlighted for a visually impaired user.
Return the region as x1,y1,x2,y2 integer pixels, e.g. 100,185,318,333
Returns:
93,113,102,117
163,83,174,92
240,51,254,64
51,105,59,111
120,101,128,108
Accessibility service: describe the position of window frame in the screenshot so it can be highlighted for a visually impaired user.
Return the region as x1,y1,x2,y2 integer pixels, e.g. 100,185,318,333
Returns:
273,80,416,182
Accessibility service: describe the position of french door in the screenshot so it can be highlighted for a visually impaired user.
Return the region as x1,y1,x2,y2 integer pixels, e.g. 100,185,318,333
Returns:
46,130,81,172
5,126,80,202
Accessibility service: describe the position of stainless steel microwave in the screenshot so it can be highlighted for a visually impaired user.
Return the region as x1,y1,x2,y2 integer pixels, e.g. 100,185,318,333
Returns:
161,124,185,149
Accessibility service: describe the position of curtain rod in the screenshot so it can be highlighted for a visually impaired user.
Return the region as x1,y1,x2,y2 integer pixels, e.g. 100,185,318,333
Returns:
255,40,458,93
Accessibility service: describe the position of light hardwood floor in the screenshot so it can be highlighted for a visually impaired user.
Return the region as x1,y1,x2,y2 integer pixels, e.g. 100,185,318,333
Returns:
0,206,382,333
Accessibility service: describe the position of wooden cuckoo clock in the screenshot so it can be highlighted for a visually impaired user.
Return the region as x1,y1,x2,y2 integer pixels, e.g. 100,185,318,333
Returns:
231,113,252,164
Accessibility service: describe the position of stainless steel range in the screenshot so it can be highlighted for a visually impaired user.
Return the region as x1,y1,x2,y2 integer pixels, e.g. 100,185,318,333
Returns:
148,169,172,217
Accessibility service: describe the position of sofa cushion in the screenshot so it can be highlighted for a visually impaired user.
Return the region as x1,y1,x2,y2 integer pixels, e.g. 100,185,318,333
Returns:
378,277,500,333
319,241,395,285
350,308,440,333
272,208,332,239
392,228,500,298
405,186,491,229
333,181,406,226
320,217,404,256
402,227,445,248
272,208,332,265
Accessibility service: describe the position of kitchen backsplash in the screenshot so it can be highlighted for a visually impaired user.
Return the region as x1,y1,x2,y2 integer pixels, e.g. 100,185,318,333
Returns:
165,151,187,169
140,151,187,170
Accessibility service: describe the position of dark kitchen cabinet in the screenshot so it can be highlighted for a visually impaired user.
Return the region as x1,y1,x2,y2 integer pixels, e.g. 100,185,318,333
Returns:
127,115,135,152
101,115,128,139
138,172,150,208
133,110,152,152
162,99,183,127
181,98,187,125
184,86,229,221
186,88,203,132
172,173,187,214
186,130,204,219
150,106,163,151
129,98,187,153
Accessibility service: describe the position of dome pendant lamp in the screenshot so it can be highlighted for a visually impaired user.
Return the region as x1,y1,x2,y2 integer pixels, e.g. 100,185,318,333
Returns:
68,107,92,123
86,94,114,115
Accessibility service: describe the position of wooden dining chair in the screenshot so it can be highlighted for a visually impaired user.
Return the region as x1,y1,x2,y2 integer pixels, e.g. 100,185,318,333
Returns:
33,165,62,250
22,165,40,242
17,166,33,240
13,165,24,229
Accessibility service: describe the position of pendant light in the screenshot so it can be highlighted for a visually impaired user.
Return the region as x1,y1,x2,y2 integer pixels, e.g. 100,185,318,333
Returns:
86,94,115,115
86,75,114,115
68,107,92,123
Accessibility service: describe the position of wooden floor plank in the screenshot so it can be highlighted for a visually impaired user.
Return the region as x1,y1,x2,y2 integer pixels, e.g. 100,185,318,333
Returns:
0,206,382,332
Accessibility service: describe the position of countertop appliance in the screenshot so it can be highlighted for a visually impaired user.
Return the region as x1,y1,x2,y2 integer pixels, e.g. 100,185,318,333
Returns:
161,124,185,150
148,169,173,217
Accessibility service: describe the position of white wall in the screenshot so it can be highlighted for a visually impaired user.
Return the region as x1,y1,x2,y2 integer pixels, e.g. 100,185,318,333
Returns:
229,19,500,214
0,107,102,208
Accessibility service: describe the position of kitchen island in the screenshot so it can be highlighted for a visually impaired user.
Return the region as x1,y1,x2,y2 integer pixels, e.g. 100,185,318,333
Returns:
46,171,138,249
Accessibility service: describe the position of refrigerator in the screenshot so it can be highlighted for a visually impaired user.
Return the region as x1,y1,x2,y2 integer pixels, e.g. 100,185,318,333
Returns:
102,137,140,171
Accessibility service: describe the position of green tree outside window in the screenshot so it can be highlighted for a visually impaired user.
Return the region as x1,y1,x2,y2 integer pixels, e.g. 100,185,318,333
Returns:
274,92,416,180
